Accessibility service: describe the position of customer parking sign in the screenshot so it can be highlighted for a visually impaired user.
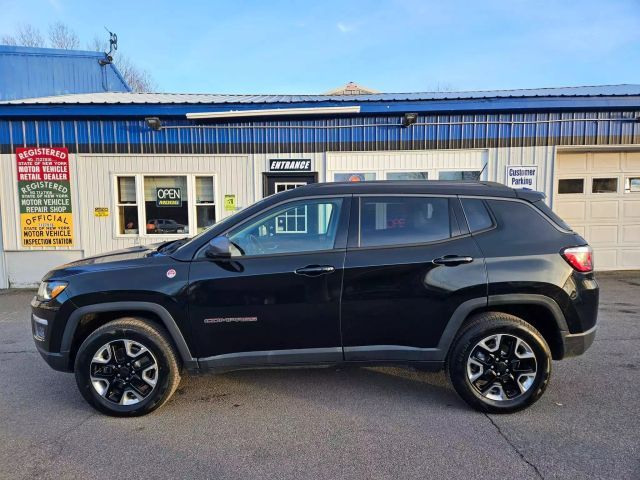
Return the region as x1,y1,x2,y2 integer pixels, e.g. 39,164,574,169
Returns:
505,165,538,189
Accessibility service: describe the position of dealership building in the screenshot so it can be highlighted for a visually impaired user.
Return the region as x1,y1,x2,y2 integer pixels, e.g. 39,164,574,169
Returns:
0,48,639,287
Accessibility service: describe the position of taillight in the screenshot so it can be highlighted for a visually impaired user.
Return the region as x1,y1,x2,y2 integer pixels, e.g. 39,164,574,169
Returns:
561,245,593,272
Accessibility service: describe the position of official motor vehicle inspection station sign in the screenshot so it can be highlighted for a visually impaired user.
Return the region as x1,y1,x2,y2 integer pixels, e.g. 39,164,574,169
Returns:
16,147,73,248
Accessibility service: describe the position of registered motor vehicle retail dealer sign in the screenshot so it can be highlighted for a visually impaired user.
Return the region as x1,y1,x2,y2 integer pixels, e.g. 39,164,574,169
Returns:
16,147,73,248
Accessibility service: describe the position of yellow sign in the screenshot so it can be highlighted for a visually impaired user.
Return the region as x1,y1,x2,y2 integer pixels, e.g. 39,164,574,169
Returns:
94,207,109,217
224,194,236,211
21,213,73,248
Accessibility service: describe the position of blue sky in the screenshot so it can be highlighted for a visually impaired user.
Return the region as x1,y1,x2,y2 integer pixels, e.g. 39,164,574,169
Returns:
1,0,638,94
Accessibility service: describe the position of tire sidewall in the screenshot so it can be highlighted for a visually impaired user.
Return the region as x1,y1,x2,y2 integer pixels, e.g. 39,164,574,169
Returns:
450,321,551,413
75,325,173,416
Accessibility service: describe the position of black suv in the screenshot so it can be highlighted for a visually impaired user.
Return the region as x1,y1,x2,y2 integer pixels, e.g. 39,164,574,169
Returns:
31,181,598,416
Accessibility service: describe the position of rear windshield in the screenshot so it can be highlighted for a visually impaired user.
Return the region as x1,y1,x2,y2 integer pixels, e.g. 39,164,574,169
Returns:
532,200,572,231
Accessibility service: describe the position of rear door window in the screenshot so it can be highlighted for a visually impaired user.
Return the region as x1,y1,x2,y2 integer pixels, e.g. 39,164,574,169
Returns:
359,196,451,247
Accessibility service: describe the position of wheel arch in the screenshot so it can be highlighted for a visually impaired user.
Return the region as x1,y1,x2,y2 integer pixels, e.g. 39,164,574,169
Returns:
440,295,568,361
62,302,197,371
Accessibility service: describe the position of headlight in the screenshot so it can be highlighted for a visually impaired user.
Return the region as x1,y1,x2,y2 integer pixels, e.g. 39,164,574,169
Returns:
37,281,68,301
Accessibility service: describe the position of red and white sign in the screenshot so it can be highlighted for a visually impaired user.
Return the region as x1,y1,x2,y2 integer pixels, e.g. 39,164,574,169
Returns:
16,147,70,182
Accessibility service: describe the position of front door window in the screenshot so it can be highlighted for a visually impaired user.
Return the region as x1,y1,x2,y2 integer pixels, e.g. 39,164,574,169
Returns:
227,198,343,256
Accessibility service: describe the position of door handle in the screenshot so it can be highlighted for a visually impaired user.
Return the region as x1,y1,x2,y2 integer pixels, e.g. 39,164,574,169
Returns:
295,265,336,276
433,255,474,266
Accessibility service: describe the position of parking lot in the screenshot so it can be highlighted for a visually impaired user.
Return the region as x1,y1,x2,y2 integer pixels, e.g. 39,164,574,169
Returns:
0,272,638,480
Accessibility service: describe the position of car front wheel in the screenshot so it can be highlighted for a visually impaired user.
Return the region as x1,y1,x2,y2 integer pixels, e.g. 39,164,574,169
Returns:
447,312,552,413
74,318,181,416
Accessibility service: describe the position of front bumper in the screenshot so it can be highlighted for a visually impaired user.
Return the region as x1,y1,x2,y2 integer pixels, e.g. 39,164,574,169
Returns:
561,325,597,358
31,296,74,372
35,342,71,372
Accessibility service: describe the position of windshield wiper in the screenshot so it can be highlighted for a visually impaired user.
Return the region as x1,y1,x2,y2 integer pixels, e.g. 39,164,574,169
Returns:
157,238,188,254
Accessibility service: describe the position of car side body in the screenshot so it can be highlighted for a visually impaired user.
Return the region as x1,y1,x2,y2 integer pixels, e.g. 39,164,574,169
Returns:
31,181,598,415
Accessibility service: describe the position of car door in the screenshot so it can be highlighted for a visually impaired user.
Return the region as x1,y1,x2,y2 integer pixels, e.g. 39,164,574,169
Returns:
341,195,487,362
188,195,350,368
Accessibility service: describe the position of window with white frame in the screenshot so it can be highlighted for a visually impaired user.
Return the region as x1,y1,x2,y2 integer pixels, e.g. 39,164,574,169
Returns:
114,174,216,237
144,176,189,235
196,177,216,233
386,171,429,180
438,170,481,181
116,176,139,235
334,172,376,182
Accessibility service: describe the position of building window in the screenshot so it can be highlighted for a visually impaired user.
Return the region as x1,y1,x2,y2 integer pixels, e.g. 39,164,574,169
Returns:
143,176,189,235
359,196,451,247
558,178,584,194
276,205,308,233
116,176,139,234
274,182,306,193
592,178,618,194
334,172,376,182
115,174,218,238
196,177,216,233
438,170,481,181
386,172,429,180
625,177,640,193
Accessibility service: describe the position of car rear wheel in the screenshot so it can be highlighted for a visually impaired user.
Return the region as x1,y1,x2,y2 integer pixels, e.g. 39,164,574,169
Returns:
447,312,552,413
74,318,181,416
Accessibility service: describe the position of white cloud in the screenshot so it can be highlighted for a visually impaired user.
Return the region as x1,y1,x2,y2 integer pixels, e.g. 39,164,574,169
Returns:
336,22,355,33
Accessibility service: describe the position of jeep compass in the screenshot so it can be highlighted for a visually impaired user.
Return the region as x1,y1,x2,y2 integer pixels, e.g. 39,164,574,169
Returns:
31,181,598,416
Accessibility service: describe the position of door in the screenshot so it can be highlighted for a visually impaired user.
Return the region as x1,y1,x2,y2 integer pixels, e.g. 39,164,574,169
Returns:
263,172,318,197
554,150,640,270
188,196,350,367
341,195,487,361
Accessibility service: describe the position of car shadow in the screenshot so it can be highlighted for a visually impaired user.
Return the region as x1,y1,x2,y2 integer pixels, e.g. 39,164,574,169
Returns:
170,365,469,414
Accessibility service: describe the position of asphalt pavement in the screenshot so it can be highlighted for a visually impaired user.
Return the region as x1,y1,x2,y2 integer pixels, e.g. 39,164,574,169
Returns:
0,272,638,479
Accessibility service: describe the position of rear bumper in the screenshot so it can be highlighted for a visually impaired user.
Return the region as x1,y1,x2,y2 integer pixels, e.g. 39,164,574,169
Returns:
561,325,597,358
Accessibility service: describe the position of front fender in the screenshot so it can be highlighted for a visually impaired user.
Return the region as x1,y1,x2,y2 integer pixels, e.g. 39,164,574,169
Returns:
61,301,198,370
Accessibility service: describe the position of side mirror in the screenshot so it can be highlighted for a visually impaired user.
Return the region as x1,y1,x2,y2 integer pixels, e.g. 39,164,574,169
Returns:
204,236,232,260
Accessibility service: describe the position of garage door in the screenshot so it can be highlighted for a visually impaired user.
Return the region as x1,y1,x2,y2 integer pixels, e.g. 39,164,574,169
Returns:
553,151,640,270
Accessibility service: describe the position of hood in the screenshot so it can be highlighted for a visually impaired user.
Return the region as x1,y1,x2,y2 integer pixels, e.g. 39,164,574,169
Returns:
43,243,167,280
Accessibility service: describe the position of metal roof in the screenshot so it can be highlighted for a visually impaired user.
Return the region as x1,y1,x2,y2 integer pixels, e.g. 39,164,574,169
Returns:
0,45,130,101
3,84,640,105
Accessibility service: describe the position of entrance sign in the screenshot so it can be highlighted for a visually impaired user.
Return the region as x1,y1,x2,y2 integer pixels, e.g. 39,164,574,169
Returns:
269,159,312,172
156,187,182,207
16,147,73,248
505,165,538,189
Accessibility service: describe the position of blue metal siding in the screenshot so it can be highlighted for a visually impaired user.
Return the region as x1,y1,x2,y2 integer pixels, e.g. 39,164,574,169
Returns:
1,112,638,154
0,45,130,101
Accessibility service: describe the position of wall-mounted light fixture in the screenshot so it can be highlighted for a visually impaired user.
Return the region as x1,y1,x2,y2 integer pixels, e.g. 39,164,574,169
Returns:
402,112,418,127
145,117,162,131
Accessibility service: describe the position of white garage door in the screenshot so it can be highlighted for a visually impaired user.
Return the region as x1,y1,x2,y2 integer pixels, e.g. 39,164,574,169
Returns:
553,151,640,270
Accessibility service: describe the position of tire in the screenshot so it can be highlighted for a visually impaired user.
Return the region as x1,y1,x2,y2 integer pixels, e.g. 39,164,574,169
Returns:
447,312,552,414
74,318,181,417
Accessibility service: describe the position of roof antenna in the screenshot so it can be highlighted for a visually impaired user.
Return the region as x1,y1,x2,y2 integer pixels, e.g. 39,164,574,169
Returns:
98,27,118,65
475,161,488,181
